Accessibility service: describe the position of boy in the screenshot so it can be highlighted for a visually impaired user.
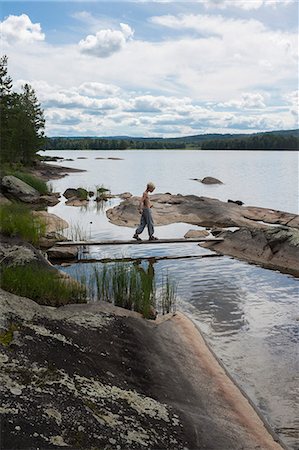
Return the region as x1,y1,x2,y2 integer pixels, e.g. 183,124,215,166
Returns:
133,182,158,241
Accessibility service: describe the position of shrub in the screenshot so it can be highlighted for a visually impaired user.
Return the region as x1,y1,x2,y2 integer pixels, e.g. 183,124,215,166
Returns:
0,203,46,244
0,264,87,306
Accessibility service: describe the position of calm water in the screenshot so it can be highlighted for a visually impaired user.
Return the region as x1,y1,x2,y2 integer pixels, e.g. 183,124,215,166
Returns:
45,150,299,449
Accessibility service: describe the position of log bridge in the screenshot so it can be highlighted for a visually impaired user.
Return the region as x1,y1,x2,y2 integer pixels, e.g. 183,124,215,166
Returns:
56,238,224,246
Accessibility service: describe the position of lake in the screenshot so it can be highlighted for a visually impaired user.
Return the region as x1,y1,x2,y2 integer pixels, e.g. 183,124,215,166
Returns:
44,149,299,449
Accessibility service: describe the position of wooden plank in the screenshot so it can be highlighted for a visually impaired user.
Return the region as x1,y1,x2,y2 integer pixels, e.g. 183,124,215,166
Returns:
56,238,224,246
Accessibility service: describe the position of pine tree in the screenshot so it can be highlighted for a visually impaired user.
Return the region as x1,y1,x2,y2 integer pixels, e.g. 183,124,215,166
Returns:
0,55,13,162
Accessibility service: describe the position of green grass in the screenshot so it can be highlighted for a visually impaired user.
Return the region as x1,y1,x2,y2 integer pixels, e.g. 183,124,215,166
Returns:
77,187,89,200
89,262,176,319
0,264,87,306
2,167,50,194
96,184,110,194
0,203,46,245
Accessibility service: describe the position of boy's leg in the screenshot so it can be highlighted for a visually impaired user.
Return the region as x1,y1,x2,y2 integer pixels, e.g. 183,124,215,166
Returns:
144,209,155,238
133,211,146,239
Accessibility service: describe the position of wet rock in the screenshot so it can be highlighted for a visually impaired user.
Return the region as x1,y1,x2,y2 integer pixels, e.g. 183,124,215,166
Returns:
184,230,210,239
47,245,78,260
200,226,299,276
39,194,60,206
228,199,244,206
1,176,40,203
63,188,80,199
200,177,223,184
65,199,89,207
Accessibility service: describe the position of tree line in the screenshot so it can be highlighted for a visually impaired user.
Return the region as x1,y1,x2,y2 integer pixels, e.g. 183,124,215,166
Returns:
45,133,298,151
44,137,186,150
0,56,45,165
201,134,299,150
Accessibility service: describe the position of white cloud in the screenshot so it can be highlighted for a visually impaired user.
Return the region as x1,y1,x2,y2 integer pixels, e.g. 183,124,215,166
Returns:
0,14,45,44
219,93,266,109
204,0,295,10
148,0,296,9
78,23,134,58
78,82,121,98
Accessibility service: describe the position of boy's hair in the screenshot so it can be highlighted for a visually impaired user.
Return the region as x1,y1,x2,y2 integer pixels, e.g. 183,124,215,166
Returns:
147,182,155,190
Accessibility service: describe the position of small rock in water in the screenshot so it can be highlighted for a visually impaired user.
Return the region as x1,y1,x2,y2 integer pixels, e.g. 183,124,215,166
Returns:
200,176,223,185
228,199,244,206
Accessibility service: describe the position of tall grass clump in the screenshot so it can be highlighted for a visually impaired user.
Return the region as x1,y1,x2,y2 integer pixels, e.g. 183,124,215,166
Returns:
0,264,87,306
5,170,50,194
66,222,88,241
89,262,176,319
0,203,46,245
159,272,177,315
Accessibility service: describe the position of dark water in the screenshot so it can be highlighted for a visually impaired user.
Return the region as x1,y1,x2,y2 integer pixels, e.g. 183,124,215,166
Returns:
45,150,299,449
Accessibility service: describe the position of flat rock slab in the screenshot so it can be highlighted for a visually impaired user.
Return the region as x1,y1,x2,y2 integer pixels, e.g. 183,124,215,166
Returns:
0,290,282,450
106,194,299,230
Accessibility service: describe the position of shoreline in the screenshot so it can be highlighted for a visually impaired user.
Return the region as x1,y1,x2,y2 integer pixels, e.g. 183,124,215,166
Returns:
29,161,86,181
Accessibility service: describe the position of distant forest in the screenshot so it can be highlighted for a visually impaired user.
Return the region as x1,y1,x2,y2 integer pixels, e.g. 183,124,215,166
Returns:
44,137,186,150
45,132,299,151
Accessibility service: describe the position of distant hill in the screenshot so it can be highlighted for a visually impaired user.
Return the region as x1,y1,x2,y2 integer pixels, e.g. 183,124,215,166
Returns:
45,129,299,151
51,129,299,141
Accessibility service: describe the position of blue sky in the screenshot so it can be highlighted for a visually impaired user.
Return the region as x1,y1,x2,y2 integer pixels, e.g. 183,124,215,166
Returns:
1,1,298,137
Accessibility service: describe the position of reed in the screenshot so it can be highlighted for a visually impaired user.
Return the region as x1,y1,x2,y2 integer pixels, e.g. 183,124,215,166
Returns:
88,262,176,319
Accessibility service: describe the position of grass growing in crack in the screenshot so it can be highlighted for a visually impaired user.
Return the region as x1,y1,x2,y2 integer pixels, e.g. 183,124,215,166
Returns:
0,203,46,245
0,264,87,306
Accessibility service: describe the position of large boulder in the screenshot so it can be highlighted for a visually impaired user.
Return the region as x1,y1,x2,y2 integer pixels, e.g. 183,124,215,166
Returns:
47,245,78,260
1,176,40,203
200,226,299,276
32,211,68,233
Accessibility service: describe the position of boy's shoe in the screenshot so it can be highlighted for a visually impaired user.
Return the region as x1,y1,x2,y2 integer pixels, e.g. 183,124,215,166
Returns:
149,236,158,241
133,234,142,241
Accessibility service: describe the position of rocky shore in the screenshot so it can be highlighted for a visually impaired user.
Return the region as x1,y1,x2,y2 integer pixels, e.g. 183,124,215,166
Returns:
106,194,299,276
0,289,283,450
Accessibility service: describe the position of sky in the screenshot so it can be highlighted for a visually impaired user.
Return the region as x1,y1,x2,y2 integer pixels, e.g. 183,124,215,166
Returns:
1,0,298,137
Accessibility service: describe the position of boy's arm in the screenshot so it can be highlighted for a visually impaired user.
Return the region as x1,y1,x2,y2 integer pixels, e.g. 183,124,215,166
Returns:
138,192,146,212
